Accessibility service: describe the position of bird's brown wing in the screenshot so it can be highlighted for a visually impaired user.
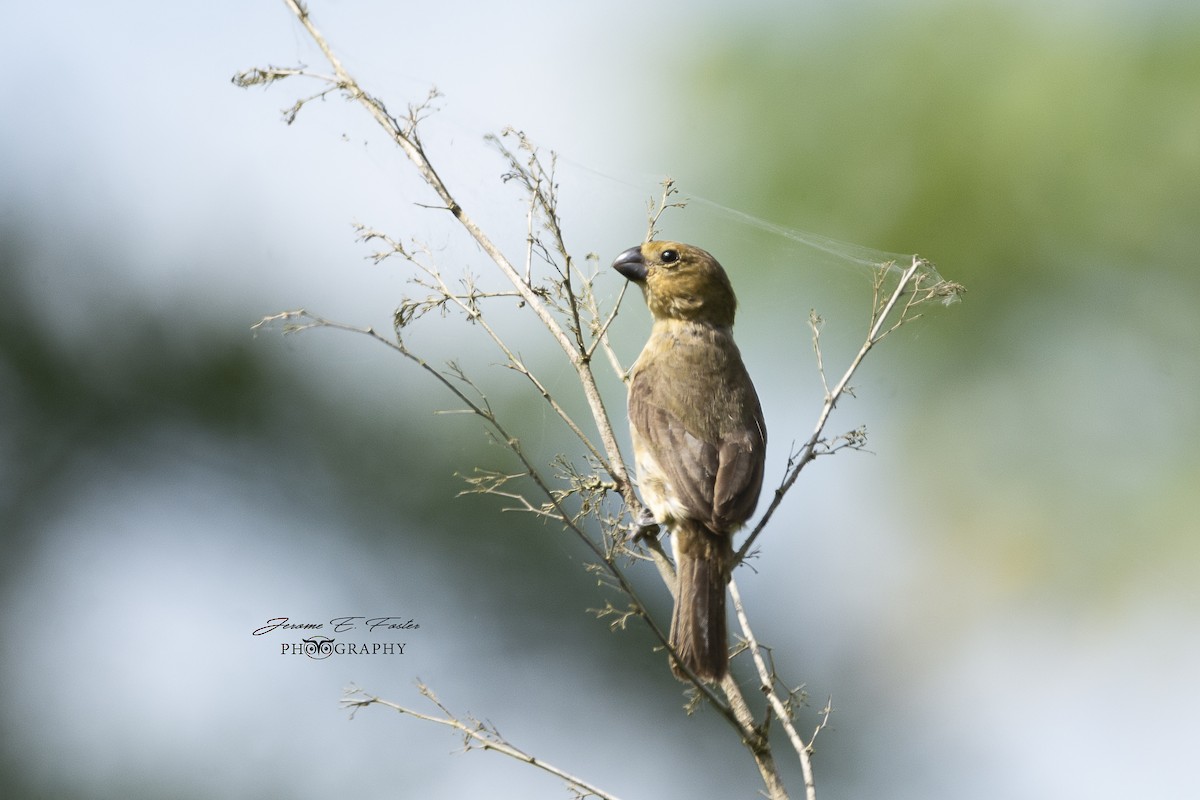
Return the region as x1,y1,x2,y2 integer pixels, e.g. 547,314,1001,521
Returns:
630,371,765,531
712,409,766,530
629,393,718,520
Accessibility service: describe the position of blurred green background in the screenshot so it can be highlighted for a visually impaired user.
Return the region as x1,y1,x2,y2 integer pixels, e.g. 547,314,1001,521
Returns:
2,1,1197,798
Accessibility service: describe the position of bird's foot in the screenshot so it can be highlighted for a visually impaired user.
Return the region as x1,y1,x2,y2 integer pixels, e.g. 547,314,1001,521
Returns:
632,507,661,541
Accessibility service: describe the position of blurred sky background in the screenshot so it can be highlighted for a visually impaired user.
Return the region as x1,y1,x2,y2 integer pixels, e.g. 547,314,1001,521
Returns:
2,1,1198,798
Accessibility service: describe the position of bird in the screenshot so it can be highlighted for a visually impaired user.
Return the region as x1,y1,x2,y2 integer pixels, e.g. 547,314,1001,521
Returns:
612,241,766,681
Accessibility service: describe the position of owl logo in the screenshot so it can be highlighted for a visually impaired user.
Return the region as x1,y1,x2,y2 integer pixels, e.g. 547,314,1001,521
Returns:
301,636,335,659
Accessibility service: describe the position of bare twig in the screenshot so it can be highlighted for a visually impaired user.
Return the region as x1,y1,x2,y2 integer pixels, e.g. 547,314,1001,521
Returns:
645,179,686,243
737,256,933,563
276,0,638,519
362,227,614,472
729,578,821,800
717,672,788,800
344,684,624,800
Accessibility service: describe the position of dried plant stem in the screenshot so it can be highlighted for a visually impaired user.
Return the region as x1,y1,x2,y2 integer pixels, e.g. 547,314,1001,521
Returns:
737,256,926,562
718,672,788,800
730,579,826,800
366,229,614,472
279,0,636,513
344,685,624,800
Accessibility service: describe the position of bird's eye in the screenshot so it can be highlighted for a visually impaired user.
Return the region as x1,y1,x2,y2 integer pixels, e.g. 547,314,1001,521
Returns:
660,249,680,264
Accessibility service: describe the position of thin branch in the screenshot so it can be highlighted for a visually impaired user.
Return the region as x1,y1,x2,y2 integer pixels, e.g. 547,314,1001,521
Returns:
730,578,820,800
737,256,928,562
277,0,638,518
645,178,686,243
809,311,832,400
718,672,789,800
344,685,624,800
585,278,630,371
366,227,614,473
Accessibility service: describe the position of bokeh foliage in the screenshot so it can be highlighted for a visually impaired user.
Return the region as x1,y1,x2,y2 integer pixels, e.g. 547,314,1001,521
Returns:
677,1,1199,601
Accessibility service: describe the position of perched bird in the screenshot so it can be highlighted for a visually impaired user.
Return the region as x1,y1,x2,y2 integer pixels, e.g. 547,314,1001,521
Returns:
612,241,766,681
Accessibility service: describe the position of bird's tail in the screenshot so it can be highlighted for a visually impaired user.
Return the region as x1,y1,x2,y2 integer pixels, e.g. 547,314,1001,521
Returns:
670,522,732,682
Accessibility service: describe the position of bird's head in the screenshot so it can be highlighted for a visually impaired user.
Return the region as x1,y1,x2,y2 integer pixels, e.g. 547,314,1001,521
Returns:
611,241,738,327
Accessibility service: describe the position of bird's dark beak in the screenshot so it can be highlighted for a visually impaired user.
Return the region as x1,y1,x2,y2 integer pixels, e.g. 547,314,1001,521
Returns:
612,246,648,282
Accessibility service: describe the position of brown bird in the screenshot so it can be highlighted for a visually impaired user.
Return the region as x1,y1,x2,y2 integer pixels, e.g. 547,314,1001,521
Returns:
613,241,766,681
